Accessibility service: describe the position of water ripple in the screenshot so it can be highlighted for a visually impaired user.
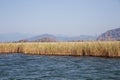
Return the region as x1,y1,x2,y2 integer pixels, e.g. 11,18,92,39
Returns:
0,53,120,80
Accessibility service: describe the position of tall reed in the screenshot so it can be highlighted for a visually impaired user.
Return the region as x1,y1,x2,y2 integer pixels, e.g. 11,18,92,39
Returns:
0,41,119,57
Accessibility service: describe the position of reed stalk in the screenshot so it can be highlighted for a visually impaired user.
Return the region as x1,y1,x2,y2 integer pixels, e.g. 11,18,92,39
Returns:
0,41,119,57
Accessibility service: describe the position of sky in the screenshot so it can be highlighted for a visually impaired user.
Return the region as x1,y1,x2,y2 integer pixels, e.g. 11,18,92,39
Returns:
0,0,120,36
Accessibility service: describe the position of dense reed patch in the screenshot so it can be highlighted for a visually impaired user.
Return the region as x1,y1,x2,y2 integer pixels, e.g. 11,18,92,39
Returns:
0,41,119,57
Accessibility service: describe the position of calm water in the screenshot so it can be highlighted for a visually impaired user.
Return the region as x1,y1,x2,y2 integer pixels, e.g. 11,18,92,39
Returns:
0,53,120,80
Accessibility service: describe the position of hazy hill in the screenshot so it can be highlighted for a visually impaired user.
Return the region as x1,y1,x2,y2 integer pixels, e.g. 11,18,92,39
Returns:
26,34,56,42
27,34,56,41
0,33,97,42
97,28,120,41
24,34,97,42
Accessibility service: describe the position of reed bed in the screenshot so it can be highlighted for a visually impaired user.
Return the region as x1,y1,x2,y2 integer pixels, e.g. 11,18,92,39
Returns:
0,41,119,57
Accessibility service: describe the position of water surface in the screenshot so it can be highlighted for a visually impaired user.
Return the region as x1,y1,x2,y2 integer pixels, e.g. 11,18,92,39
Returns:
0,53,120,80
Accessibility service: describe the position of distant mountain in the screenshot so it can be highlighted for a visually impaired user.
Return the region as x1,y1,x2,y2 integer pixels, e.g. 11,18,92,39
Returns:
0,33,32,42
56,35,97,41
27,34,56,41
24,34,97,42
97,28,120,41
25,34,56,42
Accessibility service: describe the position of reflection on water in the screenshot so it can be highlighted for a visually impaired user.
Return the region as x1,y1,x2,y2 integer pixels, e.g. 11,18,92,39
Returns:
0,53,120,80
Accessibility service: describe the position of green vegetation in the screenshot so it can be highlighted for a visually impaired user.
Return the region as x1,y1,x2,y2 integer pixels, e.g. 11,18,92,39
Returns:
0,41,119,57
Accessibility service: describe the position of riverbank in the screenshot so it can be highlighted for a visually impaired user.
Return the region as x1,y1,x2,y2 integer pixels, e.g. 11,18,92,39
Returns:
0,41,119,57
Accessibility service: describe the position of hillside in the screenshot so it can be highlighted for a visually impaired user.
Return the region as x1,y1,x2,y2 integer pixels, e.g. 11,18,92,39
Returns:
97,28,120,41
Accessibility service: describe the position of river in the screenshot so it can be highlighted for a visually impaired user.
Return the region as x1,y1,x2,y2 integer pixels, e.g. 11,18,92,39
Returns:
0,53,120,80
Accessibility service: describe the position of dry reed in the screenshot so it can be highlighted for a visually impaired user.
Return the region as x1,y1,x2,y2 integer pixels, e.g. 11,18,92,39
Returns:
0,41,119,57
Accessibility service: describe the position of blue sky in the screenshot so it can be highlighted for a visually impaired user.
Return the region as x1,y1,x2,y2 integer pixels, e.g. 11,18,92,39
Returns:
0,0,120,36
